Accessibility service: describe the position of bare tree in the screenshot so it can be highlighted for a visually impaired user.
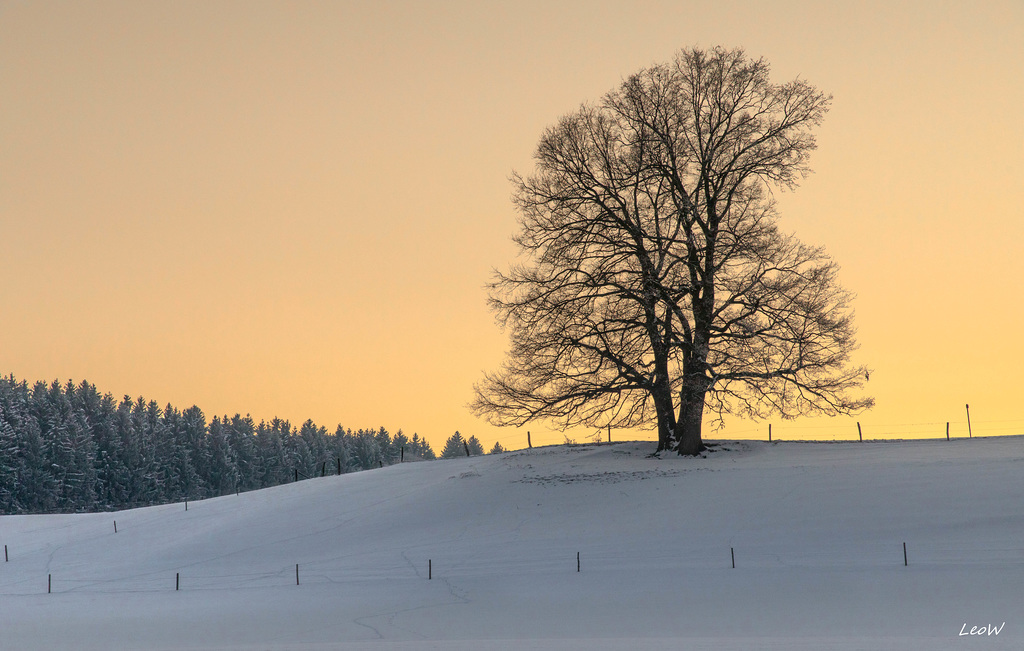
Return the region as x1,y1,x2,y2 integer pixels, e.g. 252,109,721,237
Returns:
473,47,872,455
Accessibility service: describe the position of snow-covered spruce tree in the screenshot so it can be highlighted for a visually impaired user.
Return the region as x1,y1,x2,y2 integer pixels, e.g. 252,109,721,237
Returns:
473,46,872,455
408,432,436,460
331,425,352,472
392,429,410,461
440,431,467,459
488,441,506,455
350,428,383,470
466,435,485,456
0,404,22,512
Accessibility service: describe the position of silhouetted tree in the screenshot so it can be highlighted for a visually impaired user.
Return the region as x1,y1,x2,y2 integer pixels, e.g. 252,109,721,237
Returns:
473,46,871,455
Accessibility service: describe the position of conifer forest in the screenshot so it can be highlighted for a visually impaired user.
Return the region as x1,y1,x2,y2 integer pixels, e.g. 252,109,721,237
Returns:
0,376,435,514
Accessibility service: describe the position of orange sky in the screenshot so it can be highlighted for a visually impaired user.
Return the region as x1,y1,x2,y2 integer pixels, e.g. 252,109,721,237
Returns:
2,0,1022,451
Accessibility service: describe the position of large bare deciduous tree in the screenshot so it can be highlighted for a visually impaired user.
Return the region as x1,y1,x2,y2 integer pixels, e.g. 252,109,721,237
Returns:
472,47,873,455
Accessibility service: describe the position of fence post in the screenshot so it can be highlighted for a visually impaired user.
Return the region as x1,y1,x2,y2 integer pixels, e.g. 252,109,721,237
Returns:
731,547,735,569
527,431,532,448
966,404,972,438
903,542,908,566
607,425,611,443
4,544,7,562
185,499,188,511
401,446,404,462
296,564,300,586
114,520,117,533
294,468,298,482
464,442,470,457
337,457,342,475
857,422,862,442
176,572,180,591
48,574,51,594
577,551,580,572
768,424,772,442
429,559,432,580
946,422,950,441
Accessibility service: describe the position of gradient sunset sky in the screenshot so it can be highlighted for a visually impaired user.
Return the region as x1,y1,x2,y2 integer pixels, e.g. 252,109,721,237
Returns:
2,0,1022,451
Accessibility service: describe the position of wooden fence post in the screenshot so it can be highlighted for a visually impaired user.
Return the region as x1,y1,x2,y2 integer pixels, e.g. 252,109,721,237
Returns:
768,424,772,442
401,446,404,462
429,559,432,580
48,574,51,594
966,404,972,438
903,542,908,566
607,425,611,443
296,564,300,586
577,551,580,572
176,572,180,591
337,458,342,475
731,547,735,569
946,422,950,441
4,544,7,562
114,520,117,533
527,431,532,448
857,422,862,442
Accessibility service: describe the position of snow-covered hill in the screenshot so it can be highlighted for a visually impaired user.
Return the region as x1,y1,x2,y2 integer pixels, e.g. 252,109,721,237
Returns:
2,437,1023,650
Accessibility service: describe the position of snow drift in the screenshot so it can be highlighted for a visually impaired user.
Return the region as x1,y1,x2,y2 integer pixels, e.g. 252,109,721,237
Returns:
2,437,1023,649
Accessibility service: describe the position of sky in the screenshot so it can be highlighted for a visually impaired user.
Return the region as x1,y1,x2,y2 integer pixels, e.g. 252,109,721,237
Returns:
2,0,1022,451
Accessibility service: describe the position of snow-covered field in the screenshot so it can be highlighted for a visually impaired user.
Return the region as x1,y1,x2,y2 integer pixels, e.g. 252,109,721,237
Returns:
2,437,1023,650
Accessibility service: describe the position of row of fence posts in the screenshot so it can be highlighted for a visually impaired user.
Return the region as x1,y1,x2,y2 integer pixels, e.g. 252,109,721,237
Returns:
293,448,416,483
768,404,975,443
20,544,920,594
522,427,613,449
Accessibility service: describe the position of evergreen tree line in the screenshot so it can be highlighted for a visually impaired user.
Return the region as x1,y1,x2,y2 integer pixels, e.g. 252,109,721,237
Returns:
438,430,504,458
0,375,438,515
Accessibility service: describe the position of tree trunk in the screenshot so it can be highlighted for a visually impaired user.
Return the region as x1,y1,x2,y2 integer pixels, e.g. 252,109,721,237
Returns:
675,372,709,456
654,395,677,453
655,380,679,452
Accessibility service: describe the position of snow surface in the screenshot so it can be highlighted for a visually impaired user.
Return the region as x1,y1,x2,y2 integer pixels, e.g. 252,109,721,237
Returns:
2,437,1023,650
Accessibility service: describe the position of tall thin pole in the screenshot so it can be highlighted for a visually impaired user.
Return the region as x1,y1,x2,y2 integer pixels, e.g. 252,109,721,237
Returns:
527,431,532,448
857,422,862,442
768,424,772,442
966,404,972,438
